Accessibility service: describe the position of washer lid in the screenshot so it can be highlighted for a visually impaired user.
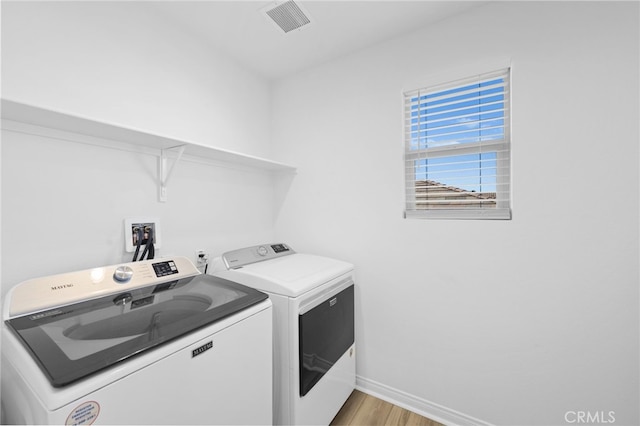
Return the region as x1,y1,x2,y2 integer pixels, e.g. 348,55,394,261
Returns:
215,253,353,297
5,275,268,387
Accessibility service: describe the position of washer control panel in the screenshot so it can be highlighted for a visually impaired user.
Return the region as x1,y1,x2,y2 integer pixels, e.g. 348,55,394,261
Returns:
152,260,179,277
222,243,295,269
7,257,200,317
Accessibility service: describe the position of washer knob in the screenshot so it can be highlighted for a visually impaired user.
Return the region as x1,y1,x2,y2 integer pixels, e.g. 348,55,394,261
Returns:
113,266,134,283
257,246,268,256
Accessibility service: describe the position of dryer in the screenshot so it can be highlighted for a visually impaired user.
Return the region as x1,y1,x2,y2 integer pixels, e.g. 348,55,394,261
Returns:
211,243,355,426
1,257,272,425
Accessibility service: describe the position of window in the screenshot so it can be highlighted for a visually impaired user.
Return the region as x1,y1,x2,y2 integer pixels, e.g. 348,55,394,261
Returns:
404,68,511,219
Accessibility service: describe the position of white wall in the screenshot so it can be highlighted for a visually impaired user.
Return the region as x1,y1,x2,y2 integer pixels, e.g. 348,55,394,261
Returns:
272,2,639,425
1,2,279,291
1,1,271,158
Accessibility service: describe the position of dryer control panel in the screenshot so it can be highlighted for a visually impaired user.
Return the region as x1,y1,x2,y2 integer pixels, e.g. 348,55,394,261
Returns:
221,243,295,269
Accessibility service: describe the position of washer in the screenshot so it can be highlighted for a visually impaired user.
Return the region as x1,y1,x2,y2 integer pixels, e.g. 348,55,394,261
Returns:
210,243,355,426
1,256,272,425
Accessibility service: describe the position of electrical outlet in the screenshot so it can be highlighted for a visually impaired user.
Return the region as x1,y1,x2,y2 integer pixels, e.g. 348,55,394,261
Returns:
195,250,209,273
124,218,162,252
195,250,208,265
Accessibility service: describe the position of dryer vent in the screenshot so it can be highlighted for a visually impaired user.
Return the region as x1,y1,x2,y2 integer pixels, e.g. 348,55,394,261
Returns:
263,1,312,34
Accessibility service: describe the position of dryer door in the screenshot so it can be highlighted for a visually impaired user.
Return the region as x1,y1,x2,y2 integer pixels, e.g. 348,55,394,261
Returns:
298,281,354,396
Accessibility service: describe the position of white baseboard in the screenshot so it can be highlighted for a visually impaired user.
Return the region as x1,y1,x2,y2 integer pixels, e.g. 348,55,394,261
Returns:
355,375,494,426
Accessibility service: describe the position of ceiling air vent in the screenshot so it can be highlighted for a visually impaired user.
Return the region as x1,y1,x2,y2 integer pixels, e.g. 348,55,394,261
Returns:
263,0,312,34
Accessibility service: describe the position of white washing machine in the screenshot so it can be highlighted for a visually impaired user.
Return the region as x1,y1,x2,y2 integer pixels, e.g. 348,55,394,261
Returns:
1,256,272,425
211,243,355,426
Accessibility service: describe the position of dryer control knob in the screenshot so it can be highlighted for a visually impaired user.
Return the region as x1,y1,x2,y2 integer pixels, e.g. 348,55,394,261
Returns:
257,246,268,256
113,266,134,283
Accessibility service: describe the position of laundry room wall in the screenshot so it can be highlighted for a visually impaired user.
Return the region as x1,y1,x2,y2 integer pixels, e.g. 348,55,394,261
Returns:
272,2,639,426
1,2,280,293
1,1,271,158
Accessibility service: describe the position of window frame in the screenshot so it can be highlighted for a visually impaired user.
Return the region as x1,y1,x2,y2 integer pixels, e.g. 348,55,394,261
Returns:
403,68,512,220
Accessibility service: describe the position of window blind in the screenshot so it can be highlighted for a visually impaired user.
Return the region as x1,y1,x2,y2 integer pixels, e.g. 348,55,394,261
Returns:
404,68,511,219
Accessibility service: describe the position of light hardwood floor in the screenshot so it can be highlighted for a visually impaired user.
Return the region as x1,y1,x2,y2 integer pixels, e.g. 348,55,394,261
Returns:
330,390,444,426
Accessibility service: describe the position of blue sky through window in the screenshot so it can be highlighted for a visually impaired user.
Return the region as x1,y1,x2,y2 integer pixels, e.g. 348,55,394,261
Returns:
408,76,505,194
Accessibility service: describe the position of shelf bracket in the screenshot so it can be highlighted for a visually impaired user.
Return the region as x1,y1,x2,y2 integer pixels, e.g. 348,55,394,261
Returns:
159,144,186,202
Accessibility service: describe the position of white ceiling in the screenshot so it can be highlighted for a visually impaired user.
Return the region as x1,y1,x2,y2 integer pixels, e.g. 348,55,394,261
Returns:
149,1,488,81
